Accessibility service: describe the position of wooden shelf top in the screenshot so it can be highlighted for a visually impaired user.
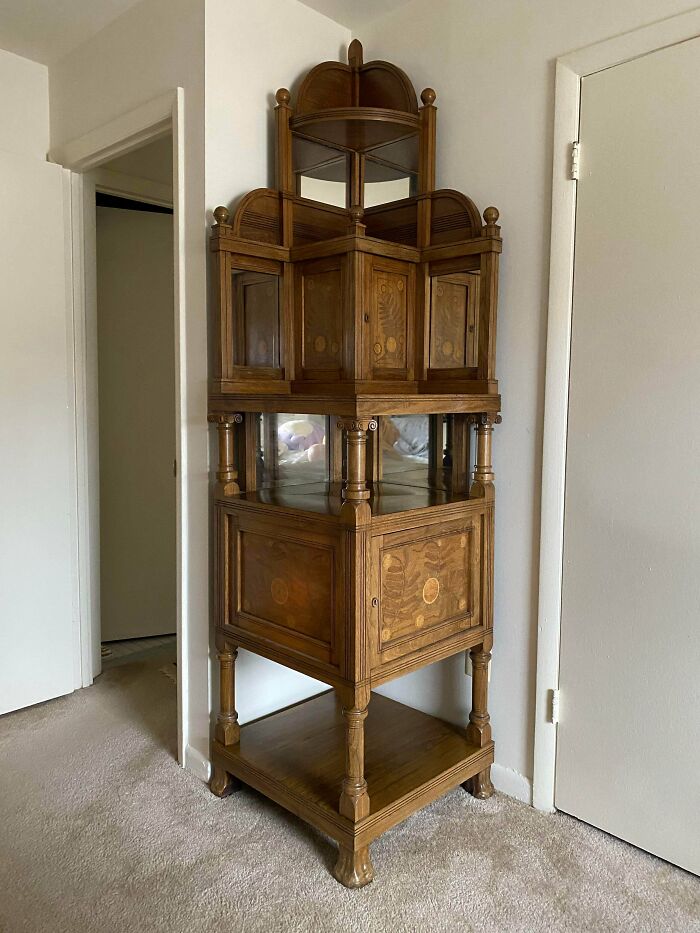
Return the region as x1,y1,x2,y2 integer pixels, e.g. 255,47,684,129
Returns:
291,108,420,152
221,480,473,517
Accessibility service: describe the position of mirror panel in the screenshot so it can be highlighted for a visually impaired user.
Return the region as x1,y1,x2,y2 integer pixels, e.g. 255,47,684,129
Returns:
293,136,348,208
258,413,329,488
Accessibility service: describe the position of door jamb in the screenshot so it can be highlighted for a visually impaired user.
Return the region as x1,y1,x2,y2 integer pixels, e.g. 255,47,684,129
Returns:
51,89,188,765
533,9,700,811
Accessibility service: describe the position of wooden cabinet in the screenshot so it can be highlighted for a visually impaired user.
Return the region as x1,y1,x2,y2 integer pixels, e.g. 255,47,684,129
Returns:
208,40,502,888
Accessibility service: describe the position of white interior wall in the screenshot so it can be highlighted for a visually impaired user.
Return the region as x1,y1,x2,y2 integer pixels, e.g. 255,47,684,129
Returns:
205,0,350,726
48,0,208,775
0,49,78,712
362,0,694,793
0,49,49,157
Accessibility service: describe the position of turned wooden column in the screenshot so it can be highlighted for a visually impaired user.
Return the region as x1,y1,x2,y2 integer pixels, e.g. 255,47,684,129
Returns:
334,684,373,888
338,685,371,820
465,638,495,798
470,413,500,499
210,635,242,798
209,413,243,496
340,419,376,501
334,418,375,887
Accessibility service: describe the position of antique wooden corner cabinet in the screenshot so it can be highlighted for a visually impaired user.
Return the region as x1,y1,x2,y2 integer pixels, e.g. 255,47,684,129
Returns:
208,40,502,888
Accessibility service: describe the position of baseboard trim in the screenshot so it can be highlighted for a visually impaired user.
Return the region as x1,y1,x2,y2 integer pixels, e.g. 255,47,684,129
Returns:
491,763,532,805
184,744,211,783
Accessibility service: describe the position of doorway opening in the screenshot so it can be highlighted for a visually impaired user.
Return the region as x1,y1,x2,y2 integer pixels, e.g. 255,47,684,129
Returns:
94,137,176,682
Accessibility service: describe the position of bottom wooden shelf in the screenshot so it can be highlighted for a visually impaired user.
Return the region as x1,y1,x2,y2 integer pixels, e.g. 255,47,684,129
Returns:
212,690,493,849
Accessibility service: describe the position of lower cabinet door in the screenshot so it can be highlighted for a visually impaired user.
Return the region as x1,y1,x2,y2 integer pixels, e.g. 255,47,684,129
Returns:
369,512,483,671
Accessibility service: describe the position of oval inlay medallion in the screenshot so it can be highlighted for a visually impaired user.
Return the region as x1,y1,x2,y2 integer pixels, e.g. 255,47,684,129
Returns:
458,597,467,611
442,339,454,357
271,577,289,605
422,577,440,604
381,627,392,641
314,335,327,353
373,342,383,355
415,614,425,628
397,280,404,292
386,336,397,353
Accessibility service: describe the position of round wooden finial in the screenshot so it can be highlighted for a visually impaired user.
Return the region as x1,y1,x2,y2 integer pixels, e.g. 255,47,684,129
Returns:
349,205,364,224
484,206,499,225
348,39,363,68
421,88,436,105
275,87,291,105
213,206,230,226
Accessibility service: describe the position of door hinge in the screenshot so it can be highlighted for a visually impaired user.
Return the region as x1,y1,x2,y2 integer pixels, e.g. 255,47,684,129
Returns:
570,141,580,181
551,688,561,725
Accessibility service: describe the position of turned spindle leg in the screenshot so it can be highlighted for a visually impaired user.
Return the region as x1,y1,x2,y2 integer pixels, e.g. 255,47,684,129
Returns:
210,641,242,798
334,685,374,887
465,642,494,799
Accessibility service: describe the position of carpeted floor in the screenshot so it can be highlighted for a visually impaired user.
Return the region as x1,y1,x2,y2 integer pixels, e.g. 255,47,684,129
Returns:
0,655,697,933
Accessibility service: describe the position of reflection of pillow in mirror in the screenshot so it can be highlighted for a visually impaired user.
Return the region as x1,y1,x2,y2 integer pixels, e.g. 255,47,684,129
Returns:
278,419,324,452
390,415,430,457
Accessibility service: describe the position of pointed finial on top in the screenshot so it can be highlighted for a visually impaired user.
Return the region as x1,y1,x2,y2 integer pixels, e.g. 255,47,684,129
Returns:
275,87,291,105
213,206,230,226
348,39,363,68
421,88,436,106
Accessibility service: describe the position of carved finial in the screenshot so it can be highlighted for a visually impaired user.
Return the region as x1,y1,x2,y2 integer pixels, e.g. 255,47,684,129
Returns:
213,206,230,226
275,87,291,105
421,88,436,106
348,39,363,68
349,205,364,224
483,206,499,225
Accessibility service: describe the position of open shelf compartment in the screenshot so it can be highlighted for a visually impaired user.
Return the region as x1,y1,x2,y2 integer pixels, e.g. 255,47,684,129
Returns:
212,691,493,848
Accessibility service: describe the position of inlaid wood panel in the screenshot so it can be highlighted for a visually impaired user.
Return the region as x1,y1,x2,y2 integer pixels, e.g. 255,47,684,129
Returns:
370,514,481,668
240,530,333,641
298,257,346,378
366,257,415,380
232,271,280,368
428,272,479,372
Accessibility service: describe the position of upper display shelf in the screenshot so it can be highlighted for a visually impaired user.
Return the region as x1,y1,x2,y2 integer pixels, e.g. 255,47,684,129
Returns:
209,39,503,410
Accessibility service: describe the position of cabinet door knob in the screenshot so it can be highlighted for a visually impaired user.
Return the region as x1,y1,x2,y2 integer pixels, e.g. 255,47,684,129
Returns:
371,597,379,608
364,313,370,323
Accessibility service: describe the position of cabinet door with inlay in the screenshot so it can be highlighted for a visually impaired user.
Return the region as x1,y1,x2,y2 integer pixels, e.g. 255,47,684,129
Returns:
296,255,349,381
219,509,344,673
365,256,415,381
369,511,482,673
428,271,479,377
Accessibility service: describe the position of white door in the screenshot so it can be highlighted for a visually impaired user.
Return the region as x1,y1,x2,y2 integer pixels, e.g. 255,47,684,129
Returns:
0,153,77,714
556,37,700,874
96,205,176,641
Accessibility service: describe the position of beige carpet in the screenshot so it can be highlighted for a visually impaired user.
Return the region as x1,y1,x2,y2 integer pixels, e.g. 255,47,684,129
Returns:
0,656,697,933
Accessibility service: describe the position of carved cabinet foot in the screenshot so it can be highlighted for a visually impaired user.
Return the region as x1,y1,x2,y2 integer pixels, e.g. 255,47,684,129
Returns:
209,765,242,798
333,844,374,888
465,767,495,799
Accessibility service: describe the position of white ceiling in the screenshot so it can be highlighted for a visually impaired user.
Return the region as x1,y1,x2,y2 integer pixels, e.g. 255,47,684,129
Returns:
0,0,414,68
299,0,412,31
0,0,142,65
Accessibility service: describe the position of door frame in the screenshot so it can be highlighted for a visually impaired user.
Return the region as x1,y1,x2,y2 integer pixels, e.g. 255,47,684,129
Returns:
533,9,700,812
50,89,188,765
